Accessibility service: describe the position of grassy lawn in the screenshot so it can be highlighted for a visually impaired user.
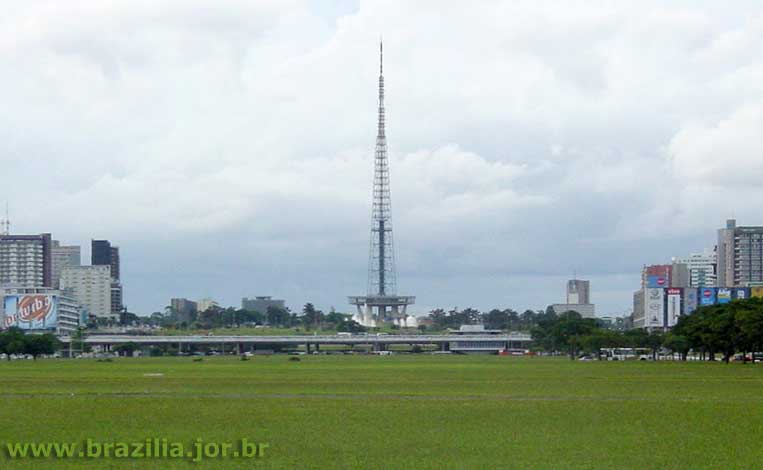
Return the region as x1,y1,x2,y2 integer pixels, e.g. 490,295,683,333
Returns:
1,355,763,468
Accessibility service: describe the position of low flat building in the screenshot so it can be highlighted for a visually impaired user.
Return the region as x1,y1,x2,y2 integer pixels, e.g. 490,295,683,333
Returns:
551,303,595,318
242,296,285,313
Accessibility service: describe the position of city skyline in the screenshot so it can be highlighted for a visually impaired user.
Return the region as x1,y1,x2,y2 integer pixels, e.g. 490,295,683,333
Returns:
2,1,762,316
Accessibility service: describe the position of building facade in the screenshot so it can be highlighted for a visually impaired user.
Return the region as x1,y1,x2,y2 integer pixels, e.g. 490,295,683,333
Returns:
551,303,595,318
51,241,81,289
1,286,80,335
0,233,52,287
170,298,198,322
718,219,763,287
242,296,286,313
91,240,122,314
672,250,716,287
60,265,113,319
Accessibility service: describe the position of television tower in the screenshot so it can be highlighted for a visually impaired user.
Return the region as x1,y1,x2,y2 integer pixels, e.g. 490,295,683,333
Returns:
349,41,415,327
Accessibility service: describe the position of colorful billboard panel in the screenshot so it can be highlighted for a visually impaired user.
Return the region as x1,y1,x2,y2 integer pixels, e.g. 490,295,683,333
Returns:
751,287,763,299
683,288,698,315
2,295,58,330
699,288,716,306
646,288,664,328
732,288,750,300
717,288,732,304
666,288,682,327
647,275,668,288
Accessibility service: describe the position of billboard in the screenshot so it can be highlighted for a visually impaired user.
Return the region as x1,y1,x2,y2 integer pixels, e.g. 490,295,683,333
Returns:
752,287,763,299
717,288,732,304
666,288,682,327
699,288,716,306
2,295,58,330
647,275,668,288
683,288,698,315
646,288,665,328
732,288,750,301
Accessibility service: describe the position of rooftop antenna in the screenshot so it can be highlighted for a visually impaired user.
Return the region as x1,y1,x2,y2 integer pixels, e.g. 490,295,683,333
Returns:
1,202,9,235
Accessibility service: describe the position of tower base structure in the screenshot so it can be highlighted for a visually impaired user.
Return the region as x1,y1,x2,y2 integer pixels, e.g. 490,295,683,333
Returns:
348,295,415,327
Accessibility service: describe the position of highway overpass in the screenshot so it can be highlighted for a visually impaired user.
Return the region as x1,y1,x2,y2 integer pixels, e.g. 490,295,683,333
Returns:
58,333,533,354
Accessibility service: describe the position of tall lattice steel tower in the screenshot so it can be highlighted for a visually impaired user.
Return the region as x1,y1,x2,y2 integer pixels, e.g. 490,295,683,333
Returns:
349,41,415,327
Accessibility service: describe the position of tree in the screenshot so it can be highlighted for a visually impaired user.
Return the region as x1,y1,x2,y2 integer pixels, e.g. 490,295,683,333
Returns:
301,303,324,330
23,334,60,360
663,333,690,361
113,342,139,357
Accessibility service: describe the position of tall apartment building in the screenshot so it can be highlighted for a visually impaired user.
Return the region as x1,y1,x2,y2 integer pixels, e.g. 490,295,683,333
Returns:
672,250,717,287
0,233,52,287
91,240,123,314
51,241,81,289
60,265,113,319
566,280,590,304
718,219,763,287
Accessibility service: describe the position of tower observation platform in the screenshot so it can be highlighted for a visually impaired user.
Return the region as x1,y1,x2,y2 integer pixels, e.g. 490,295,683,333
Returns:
349,41,415,327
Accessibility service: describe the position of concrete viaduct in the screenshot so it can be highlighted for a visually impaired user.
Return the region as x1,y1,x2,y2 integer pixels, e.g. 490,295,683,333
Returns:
58,333,533,354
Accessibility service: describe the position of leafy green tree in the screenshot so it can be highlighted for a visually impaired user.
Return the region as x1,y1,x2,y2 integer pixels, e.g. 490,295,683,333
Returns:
23,334,60,359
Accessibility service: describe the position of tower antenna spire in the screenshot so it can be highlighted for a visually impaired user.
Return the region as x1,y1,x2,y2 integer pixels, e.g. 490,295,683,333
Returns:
348,41,415,327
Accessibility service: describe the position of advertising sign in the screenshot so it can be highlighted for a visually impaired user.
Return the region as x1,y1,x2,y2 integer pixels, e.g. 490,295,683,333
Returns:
646,288,665,328
647,275,668,288
666,288,682,327
732,288,750,300
717,288,732,304
699,288,716,306
683,288,698,315
2,295,58,330
752,287,763,299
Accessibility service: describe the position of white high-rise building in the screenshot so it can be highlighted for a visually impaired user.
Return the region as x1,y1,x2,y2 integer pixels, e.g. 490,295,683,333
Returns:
672,250,717,287
60,265,113,319
51,241,81,289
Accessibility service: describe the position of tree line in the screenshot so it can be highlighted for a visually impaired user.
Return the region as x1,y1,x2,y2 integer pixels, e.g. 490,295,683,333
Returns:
0,327,61,359
530,298,763,362
145,303,366,332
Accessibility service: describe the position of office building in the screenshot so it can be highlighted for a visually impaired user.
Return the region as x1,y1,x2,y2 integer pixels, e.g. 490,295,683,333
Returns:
566,279,590,304
196,298,219,313
242,296,286,313
170,298,198,322
0,233,52,287
642,264,672,288
51,241,81,289
60,265,113,319
672,250,716,287
718,219,763,287
91,240,122,314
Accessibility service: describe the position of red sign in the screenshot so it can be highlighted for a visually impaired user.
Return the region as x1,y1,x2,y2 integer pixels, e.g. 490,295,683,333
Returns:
667,288,681,295
703,289,712,297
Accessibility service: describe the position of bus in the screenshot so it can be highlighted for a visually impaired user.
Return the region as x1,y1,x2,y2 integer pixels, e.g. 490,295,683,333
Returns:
600,348,652,361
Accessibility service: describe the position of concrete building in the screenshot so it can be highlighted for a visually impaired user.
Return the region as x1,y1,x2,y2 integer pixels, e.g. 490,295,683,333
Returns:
51,241,81,289
60,265,113,319
0,233,53,287
551,303,595,318
672,250,716,287
170,298,198,322
718,219,763,287
670,263,690,288
566,279,590,304
0,286,81,335
196,298,219,313
242,296,285,313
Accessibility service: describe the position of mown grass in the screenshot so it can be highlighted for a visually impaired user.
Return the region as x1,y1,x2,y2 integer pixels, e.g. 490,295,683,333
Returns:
1,355,763,469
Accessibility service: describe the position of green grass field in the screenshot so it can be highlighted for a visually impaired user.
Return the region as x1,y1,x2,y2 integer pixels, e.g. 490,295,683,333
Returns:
1,355,763,469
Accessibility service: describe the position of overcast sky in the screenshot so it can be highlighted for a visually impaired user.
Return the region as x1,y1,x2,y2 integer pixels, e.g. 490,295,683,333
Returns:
2,1,762,316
